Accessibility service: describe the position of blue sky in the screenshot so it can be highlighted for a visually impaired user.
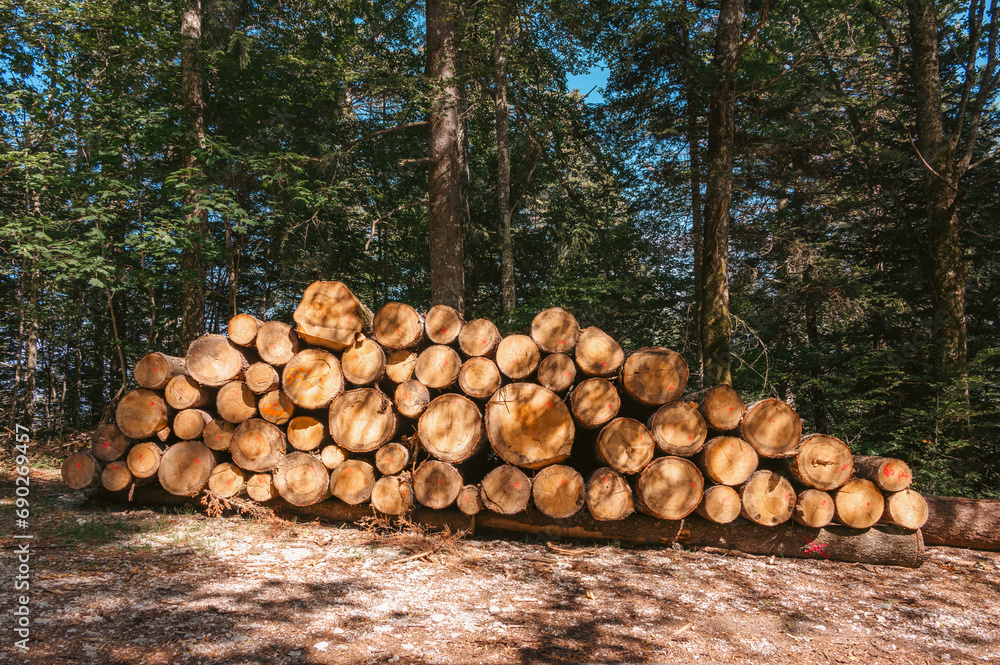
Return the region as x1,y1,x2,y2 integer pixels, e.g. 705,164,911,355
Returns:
567,62,609,103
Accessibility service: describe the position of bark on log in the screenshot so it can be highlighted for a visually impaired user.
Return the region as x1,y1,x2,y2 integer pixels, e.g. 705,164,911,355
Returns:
258,389,295,426
328,388,397,453
922,495,1000,550
230,418,287,472
574,327,625,378
274,452,331,506
319,445,348,470
208,462,246,498
620,347,689,407
341,336,386,386
255,321,299,366
738,470,795,526
425,304,464,346
458,318,501,358
458,357,501,399
689,385,745,431
116,389,170,439
185,334,248,387
637,456,704,520
456,484,484,515
696,436,758,486
158,441,216,497
246,473,278,502
532,464,585,519
227,313,263,347
787,434,853,490
530,307,580,354
486,383,575,469
570,377,620,430
792,488,835,528
853,455,913,492
371,474,414,515
537,353,576,394
480,465,531,515
414,344,461,389
376,442,412,475
216,381,257,424
203,418,236,452
496,334,540,380
373,302,424,349
385,349,418,383
173,408,213,440
695,485,741,524
585,467,634,521
126,441,165,480
882,489,929,530
245,362,280,394
739,399,802,458
101,461,133,492
134,353,187,390
834,478,885,529
413,460,463,509
394,379,430,419
287,416,328,452
61,452,101,489
282,349,344,409
91,423,132,462
648,401,708,456
293,280,373,351
165,374,212,410
418,394,485,463
596,417,655,475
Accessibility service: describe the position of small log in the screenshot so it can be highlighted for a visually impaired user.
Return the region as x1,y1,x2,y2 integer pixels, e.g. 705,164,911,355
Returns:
341,336,386,386
287,415,328,451
690,385,745,431
834,478,885,529
330,459,376,505
216,381,257,424
486,383,575,469
882,489,929,530
373,302,424,349
425,304,464,345
852,455,913,492
376,442,412,476
244,362,280,394
208,462,246,498
619,347,689,407
480,465,532,515
532,464,585,519
585,467,634,521
328,388,397,453
371,474,415,515
456,484,484,516
793,489,835,528
596,418,655,475
185,334,248,387
418,394,485,463
134,353,187,390
696,436,758,486
126,441,165,480
116,389,169,439
394,380,430,419
293,280,373,351
458,318,501,358
458,357,501,399
62,452,101,489
574,327,625,378
172,408,213,440
91,423,132,462
530,307,580,354
739,399,802,458
227,313,264,347
787,434,853,490
695,485,741,524
274,452,332,506
319,445,349,470
256,321,299,366
496,334,540,380
414,344,461,389
165,374,212,410
385,349,418,383
101,461,133,492
203,418,236,452
537,353,576,394
158,441,217,497
648,401,708,456
282,349,344,409
570,377,620,429
637,456,704,520
258,389,295,426
413,460,463,509
739,470,796,526
230,418,287,472
246,473,278,502
922,495,1000,551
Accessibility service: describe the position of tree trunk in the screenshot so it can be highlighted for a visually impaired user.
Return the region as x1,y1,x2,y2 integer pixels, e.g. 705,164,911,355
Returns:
636,456,704,520
738,470,795,526
134,353,187,390
91,423,132,462
293,281,373,351
255,321,299,366
531,307,580,354
834,478,885,529
458,318,501,357
418,394,485,462
158,441,216,497
458,357,501,399
495,334,540,380
696,435,758,486
341,337,387,386
328,388,397,452
532,464,585,519
619,347,689,407
786,434,853,490
376,442,412,476
372,302,425,349
595,417,655,475
585,467,634,521
245,362,280,394
537,353,576,394
695,484,741,524
165,374,212,410
685,19,704,381
480,464,531,515
495,2,515,314
486,383,575,469
282,349,344,409
647,401,708,456
569,377,620,430
922,495,1000,550
414,344,461,388
574,327,625,378
394,379,431,419
413,459,463,509
424,304,464,345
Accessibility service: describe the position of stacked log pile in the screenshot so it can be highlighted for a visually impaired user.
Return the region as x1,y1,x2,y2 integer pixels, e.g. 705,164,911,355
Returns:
61,281,932,564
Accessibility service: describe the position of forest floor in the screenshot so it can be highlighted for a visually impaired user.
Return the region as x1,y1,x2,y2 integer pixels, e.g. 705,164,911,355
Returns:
1,450,999,665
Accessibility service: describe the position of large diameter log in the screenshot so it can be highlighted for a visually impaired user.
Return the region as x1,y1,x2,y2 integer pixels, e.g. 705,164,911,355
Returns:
203,418,236,452
696,436,758,486
585,467,634,521
319,445,348,470
425,304,464,345
116,389,169,439
834,478,885,529
787,434,853,490
456,485,484,515
158,441,217,497
414,344,461,389
496,334,540,380
921,495,1000,550
739,399,802,458
185,334,248,387
695,485,741,524
126,441,165,480
244,362,280,394
413,460,463,509
328,388,397,453
458,318,501,358
739,470,796,526
537,353,576,394
216,381,257,424
341,336,386,386
394,380,430,419
173,408,214,440
648,401,708,456
486,383,575,469
793,489,835,528
208,462,246,498
636,456,704,520
458,357,501,399
62,452,101,489
620,347,689,407
287,416,328,451
227,313,263,347
882,489,929,530
230,419,287,472
531,307,580,354
480,465,532,515
532,464,585,519
101,461,134,492
371,474,415,515
258,390,295,426
134,353,187,390
91,423,131,462
570,377,620,429
375,442,411,475
256,321,299,366
293,280,373,351
691,385,745,431
574,327,625,378
246,473,278,502
596,418,655,475
385,349,418,383
373,302,424,349
273,452,332,506
282,349,344,409
852,455,913,492
418,394,485,463
165,375,212,410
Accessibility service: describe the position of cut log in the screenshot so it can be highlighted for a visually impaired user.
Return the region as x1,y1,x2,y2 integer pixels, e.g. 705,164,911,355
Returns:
620,347,689,407
690,385,745,431
385,349,418,383
255,321,299,366
425,304,464,345
486,383,575,469
246,473,278,502
852,455,913,492
203,418,236,452
341,336,386,386
394,379,430,419
585,467,634,521
216,381,257,424
373,302,424,349
134,353,187,390
62,452,101,489
496,334,540,380
244,362,280,394
158,441,217,497
91,423,131,462
530,307,580,354
458,357,501,399
371,474,415,515
230,418,287,472
101,461,133,492
413,460,463,509
574,327,625,378
480,465,531,515
882,489,929,530
274,452,332,506
418,394,485,463
739,399,803,458
792,489,836,528
834,478,885,529
165,374,212,410
456,484,484,515
329,459,376,505
293,280,373,351
696,436,758,486
116,389,169,439
532,464,585,519
319,445,348,470
172,408,213,440
287,416,327,451
282,349,344,409
570,377,620,429
738,470,796,526
636,456,704,520
648,401,708,456
328,388,397,453
258,389,295,425
376,442,412,475
126,441,165,479
922,495,1000,550
185,334,248,387
208,462,246,498
695,485,741,524
537,353,576,394
596,418,655,475
227,313,264,347
458,318,501,358
414,344,461,389
787,434,853,490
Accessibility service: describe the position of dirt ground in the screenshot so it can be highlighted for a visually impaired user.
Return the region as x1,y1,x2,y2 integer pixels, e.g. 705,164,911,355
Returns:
2,460,999,665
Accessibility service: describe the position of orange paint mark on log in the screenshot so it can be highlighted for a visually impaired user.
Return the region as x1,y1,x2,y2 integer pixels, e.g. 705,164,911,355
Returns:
547,401,553,409
729,406,734,411
668,385,674,391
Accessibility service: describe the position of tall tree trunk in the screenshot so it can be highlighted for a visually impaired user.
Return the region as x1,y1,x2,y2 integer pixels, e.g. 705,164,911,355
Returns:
699,0,744,387
21,262,39,428
683,18,703,378
426,0,467,313
495,4,515,315
179,0,209,347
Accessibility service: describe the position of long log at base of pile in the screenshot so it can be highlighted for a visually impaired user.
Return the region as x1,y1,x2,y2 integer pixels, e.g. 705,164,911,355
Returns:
95,485,929,567
921,495,1000,551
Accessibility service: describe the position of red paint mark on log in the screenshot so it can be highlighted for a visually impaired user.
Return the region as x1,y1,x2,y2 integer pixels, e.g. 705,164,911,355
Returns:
547,401,553,409
514,482,522,488
103,442,110,447
76,462,81,469
194,459,201,464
